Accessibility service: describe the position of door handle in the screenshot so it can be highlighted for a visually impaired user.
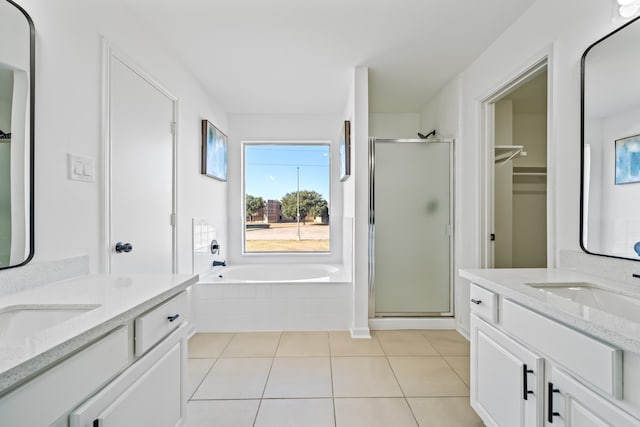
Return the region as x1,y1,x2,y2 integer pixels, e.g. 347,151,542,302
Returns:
522,364,534,400
115,242,133,253
547,382,561,423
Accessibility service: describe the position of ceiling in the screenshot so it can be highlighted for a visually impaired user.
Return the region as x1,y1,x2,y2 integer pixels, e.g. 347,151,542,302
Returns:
121,0,536,115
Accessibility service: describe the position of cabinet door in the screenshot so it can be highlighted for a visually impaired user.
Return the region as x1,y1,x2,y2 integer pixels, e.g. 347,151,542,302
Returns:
70,324,187,427
96,341,182,427
471,314,543,427
546,367,639,427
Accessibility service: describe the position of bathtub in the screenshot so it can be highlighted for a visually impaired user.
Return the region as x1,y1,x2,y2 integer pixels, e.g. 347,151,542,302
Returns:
198,263,349,284
193,263,351,331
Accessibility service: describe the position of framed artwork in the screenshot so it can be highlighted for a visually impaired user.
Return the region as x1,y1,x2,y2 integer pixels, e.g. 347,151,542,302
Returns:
615,134,640,185
201,120,227,181
339,120,351,182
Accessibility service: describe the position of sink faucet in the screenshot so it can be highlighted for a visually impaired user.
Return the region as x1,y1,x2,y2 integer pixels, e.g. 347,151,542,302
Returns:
212,260,226,267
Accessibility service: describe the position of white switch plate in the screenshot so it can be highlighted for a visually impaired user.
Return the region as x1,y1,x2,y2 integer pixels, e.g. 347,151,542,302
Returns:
68,153,94,182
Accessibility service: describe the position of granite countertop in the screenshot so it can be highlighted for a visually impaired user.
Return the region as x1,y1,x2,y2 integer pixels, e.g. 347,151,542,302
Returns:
459,268,640,354
0,273,198,394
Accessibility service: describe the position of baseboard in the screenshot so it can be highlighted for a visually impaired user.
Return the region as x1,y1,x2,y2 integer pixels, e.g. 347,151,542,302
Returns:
369,317,456,330
350,327,372,339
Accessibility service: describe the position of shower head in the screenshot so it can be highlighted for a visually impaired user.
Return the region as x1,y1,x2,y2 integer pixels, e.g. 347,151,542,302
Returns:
417,130,436,139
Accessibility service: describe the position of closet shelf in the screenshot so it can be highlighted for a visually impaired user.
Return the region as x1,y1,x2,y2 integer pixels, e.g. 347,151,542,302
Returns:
513,165,547,176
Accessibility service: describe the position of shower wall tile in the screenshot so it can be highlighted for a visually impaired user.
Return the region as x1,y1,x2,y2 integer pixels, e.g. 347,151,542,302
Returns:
193,218,216,275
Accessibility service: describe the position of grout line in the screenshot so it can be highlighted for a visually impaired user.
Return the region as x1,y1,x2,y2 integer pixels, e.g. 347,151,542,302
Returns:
187,332,236,401
252,332,282,427
382,343,419,426
187,358,217,401
328,332,337,427
442,355,471,389
216,332,237,359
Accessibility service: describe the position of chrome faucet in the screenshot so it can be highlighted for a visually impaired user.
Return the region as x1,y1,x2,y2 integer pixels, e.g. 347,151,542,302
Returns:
212,260,226,267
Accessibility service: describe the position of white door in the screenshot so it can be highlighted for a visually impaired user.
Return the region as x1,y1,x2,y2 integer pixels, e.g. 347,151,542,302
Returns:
471,314,542,427
109,55,175,274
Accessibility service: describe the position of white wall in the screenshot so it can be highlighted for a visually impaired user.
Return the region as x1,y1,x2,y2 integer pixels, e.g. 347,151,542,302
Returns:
421,0,625,335
350,67,370,337
369,113,419,139
1,0,228,276
226,113,344,265
419,76,461,139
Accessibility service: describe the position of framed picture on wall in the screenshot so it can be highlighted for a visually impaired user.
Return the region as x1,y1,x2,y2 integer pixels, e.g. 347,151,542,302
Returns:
615,134,640,185
340,120,351,182
201,120,228,181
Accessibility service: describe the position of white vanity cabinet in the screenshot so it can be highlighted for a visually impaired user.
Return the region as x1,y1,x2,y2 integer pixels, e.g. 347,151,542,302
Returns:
546,366,639,427
468,282,640,427
471,314,543,427
0,327,129,427
70,291,188,427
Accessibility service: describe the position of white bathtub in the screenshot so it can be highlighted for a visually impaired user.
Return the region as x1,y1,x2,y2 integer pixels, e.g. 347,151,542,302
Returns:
192,263,352,331
198,263,348,284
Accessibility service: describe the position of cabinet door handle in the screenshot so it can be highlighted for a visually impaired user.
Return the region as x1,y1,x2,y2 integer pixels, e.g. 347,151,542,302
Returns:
167,314,180,322
522,364,534,400
547,382,561,423
470,299,482,305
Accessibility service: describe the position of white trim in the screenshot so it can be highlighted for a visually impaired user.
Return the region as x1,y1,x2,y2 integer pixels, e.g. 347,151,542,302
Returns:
369,317,456,330
478,46,554,269
101,39,179,273
350,327,372,339
239,139,334,257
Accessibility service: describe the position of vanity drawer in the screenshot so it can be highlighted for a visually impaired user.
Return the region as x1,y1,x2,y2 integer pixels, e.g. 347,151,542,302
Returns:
469,283,498,323
135,291,187,356
502,299,622,399
0,327,128,427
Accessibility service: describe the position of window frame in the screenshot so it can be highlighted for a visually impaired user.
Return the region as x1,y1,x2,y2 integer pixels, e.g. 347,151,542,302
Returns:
241,140,333,255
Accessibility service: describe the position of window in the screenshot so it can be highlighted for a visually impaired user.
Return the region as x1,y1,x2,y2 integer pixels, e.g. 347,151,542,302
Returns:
243,143,330,253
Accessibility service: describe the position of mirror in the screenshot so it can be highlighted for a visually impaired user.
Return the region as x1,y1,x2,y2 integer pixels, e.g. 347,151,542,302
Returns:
0,0,34,270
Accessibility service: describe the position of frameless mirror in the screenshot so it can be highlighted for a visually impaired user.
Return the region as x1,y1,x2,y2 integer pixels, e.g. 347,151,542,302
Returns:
0,0,34,270
581,16,640,261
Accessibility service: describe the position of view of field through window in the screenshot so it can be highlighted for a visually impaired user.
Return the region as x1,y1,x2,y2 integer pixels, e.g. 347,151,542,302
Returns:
244,143,330,252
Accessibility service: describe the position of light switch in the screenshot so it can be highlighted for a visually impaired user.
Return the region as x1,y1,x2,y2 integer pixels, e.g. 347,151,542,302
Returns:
68,153,95,182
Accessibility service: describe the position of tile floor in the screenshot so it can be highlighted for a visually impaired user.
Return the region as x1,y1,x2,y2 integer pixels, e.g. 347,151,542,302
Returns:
185,330,483,427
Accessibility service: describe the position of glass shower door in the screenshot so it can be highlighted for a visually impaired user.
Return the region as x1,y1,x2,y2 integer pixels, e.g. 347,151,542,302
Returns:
372,139,453,316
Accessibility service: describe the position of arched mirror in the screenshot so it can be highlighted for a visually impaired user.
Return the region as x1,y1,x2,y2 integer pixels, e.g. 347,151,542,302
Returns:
0,0,34,270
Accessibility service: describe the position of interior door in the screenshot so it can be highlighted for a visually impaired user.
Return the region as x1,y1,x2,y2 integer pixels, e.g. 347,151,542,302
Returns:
109,56,175,274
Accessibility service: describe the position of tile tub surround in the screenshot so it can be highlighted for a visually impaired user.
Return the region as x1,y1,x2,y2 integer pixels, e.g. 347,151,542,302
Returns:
459,268,640,354
186,330,481,427
0,273,198,393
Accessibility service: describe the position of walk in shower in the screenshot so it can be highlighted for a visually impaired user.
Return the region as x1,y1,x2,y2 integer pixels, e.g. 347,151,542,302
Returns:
369,138,454,317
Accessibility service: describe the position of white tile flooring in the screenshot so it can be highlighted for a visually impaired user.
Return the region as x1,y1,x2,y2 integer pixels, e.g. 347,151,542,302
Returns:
186,330,483,427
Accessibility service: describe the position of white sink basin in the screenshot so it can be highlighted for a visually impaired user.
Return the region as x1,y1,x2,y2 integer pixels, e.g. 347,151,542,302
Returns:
0,304,100,344
527,282,640,322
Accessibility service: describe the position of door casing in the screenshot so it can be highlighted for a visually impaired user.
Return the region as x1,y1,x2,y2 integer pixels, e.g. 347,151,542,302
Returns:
478,52,555,269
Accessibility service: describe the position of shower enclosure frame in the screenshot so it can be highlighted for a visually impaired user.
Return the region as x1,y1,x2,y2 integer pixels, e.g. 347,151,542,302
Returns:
368,137,456,318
